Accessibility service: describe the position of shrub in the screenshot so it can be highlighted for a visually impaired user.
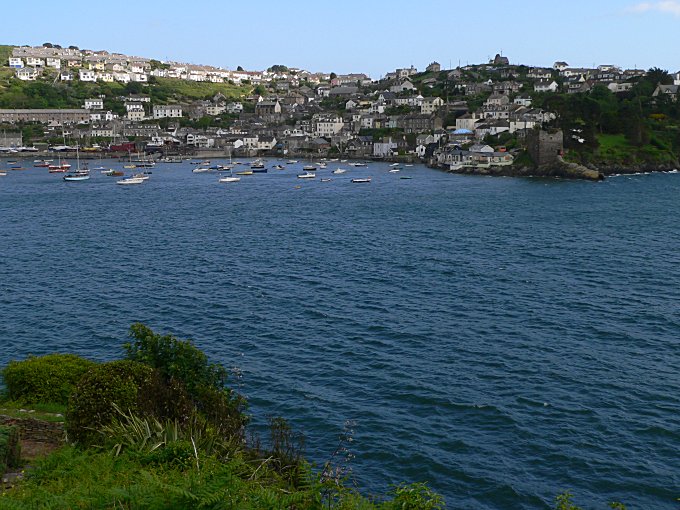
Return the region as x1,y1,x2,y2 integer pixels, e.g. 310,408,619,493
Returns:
124,323,227,394
66,360,154,445
0,425,21,474
1,354,96,405
124,324,248,437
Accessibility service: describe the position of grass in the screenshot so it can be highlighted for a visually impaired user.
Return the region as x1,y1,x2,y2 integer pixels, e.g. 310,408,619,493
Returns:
0,400,66,423
595,133,676,165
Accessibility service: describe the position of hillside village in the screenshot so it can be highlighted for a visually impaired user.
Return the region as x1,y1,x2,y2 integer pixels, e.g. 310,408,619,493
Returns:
2,45,680,173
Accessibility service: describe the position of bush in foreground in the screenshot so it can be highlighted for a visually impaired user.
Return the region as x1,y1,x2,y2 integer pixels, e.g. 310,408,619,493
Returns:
1,353,96,405
66,360,192,445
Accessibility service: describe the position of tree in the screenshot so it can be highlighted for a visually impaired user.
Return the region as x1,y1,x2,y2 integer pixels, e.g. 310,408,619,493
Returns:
330,72,337,80
646,67,672,86
236,65,244,72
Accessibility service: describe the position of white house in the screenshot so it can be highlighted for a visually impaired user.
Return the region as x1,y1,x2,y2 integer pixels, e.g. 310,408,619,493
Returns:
79,69,97,82
127,109,145,121
313,114,344,137
226,102,243,114
373,138,398,157
84,99,104,110
16,68,38,81
8,57,24,69
390,80,415,93
257,136,277,150
26,57,45,67
421,97,444,114
46,57,61,69
153,105,183,118
534,79,559,93
60,71,73,81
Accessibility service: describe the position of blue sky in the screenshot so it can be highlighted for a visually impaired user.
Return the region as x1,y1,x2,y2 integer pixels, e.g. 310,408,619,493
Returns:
3,0,679,77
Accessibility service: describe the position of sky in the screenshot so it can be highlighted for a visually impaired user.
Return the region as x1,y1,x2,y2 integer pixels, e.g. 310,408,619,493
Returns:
3,0,679,77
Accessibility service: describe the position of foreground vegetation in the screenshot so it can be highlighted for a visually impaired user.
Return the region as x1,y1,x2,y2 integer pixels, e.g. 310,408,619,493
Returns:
0,324,634,508
0,324,445,509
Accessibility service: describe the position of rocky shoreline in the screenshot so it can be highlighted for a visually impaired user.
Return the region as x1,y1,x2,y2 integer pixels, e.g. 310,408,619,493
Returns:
434,156,680,181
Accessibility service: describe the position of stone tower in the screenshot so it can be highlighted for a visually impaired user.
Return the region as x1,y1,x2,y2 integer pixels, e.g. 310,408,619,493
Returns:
527,129,563,167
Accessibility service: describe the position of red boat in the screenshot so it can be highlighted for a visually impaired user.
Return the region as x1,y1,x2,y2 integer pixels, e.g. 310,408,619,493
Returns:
48,162,71,173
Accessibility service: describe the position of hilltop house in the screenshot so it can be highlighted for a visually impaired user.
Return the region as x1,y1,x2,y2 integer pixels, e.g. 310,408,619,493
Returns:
534,79,559,93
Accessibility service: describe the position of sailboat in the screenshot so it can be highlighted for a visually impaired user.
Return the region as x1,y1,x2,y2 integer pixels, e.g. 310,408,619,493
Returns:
63,147,90,181
218,168,240,183
49,129,72,172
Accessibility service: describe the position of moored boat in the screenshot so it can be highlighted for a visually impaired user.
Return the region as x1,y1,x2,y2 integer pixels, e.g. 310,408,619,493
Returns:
218,176,241,183
332,168,346,174
297,172,316,179
236,170,253,176
351,177,371,183
116,176,145,185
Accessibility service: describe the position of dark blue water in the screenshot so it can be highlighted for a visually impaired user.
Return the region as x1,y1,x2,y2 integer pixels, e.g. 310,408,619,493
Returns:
1,159,679,509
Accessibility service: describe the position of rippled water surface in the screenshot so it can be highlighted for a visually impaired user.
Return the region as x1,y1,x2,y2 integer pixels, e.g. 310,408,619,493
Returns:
1,159,679,509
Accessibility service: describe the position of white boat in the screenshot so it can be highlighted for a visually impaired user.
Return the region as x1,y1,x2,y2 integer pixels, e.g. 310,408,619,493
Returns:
0,171,7,177
350,162,367,167
286,160,298,164
132,172,150,181
63,148,89,181
302,164,316,171
405,164,414,167
192,167,212,173
116,176,145,185
218,176,241,183
320,178,332,182
389,168,400,173
317,163,327,169
351,177,371,183
251,159,265,169
297,172,316,179
332,168,346,174
390,163,400,167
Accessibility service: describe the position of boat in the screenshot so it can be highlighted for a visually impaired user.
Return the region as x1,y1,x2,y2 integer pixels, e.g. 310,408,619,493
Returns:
34,160,50,168
332,168,346,174
93,166,107,171
63,148,90,181
274,164,285,170
302,164,316,171
9,165,25,170
102,169,124,176
250,159,265,169
251,167,268,173
297,172,316,179
192,167,212,173
218,176,241,183
6,160,18,165
116,176,145,185
400,176,413,180
351,178,371,183
48,156,71,172
390,163,400,167
389,168,401,173
132,172,151,181
286,160,298,164
320,178,332,182
236,170,253,176
405,164,414,167
0,171,7,177
124,164,136,169
317,162,327,169
350,162,367,167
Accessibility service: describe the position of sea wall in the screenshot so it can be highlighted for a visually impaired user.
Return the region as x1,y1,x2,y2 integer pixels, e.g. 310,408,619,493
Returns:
0,416,65,444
